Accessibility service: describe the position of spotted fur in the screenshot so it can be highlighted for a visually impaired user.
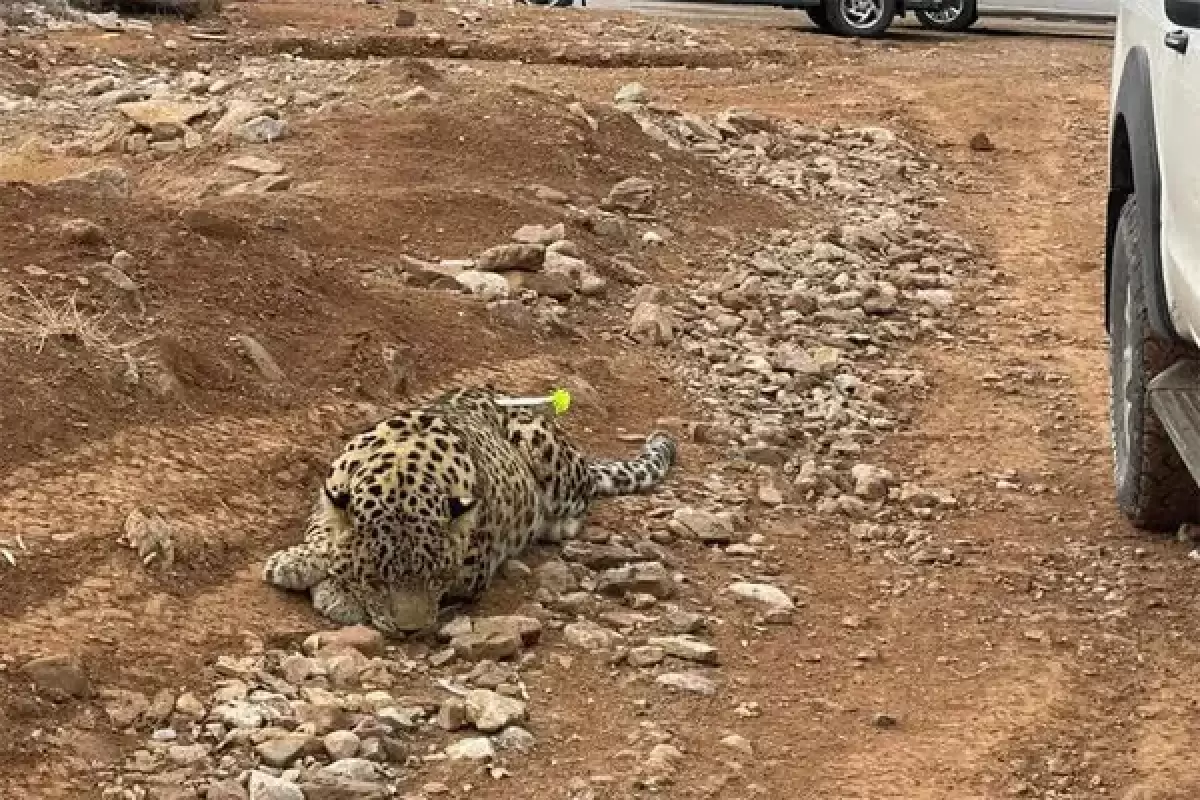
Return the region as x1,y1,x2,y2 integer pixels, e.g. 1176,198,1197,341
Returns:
262,387,677,634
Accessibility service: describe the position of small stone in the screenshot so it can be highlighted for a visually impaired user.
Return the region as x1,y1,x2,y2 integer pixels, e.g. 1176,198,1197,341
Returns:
968,132,995,152
512,223,565,246
437,698,469,731
648,635,719,665
602,177,655,213
101,688,149,728
477,243,545,272
564,620,614,651
757,485,783,506
720,734,753,756
452,631,521,662
474,615,543,647
663,610,705,635
60,218,105,244
492,725,536,753
628,302,674,345
872,712,898,728
627,646,666,667
174,692,206,718
204,779,248,800
117,100,208,130
727,582,794,611
671,508,733,544
167,743,210,766
255,733,313,768
21,654,89,699
851,464,893,500
535,559,577,594
213,700,264,729
247,772,304,800
324,730,361,761
228,155,285,175
235,334,285,383
394,86,435,106
394,7,417,26
445,736,495,761
309,626,386,657
464,689,527,733
377,706,422,731
280,654,319,685
614,82,649,105
237,116,288,143
455,270,510,301
595,561,675,599
316,758,383,784
656,672,717,696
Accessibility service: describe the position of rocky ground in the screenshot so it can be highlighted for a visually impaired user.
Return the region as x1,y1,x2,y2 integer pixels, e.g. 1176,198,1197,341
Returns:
3,3,1195,800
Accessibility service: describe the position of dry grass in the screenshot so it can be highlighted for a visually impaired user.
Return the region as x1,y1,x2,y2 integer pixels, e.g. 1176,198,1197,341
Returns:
0,285,149,361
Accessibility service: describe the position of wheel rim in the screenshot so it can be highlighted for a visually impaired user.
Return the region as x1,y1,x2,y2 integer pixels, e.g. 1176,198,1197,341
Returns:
925,0,963,23
840,0,885,29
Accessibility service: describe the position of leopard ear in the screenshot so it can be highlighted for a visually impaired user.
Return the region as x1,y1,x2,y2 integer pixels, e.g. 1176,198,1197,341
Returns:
447,496,476,519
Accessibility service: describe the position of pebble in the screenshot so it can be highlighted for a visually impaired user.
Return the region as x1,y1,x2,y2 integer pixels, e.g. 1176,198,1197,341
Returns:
255,734,312,768
323,730,361,760
563,620,614,651
21,654,89,699
315,758,382,784
656,672,718,696
247,772,304,800
445,736,495,761
727,582,794,610
493,725,536,753
648,635,719,665
464,689,527,733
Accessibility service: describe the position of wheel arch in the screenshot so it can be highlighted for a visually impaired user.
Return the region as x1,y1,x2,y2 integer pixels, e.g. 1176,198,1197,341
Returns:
1108,46,1176,341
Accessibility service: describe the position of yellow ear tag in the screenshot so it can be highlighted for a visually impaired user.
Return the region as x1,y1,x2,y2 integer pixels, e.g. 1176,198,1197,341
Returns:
549,388,572,415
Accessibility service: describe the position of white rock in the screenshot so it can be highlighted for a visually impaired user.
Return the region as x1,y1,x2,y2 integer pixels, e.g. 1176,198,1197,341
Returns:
656,672,717,696
323,730,361,761
315,758,382,784
492,726,536,753
248,772,304,800
465,689,527,733
614,82,649,105
628,302,674,345
727,582,794,610
455,270,510,300
563,620,614,651
446,736,495,761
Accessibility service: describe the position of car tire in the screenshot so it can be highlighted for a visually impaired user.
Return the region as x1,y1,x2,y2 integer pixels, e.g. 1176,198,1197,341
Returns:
824,0,895,37
915,0,977,31
1109,196,1200,530
806,5,835,32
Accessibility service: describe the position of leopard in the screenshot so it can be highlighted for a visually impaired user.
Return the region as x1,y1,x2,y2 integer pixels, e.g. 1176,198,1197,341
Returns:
262,386,677,635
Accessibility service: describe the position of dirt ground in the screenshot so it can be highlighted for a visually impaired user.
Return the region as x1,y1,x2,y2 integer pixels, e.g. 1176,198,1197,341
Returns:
3,2,1197,799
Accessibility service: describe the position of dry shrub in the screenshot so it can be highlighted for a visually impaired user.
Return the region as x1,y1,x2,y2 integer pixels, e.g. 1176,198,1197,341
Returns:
0,284,149,362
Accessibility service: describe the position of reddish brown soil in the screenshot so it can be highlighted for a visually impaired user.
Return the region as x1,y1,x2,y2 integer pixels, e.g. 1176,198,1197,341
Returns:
5,4,1194,800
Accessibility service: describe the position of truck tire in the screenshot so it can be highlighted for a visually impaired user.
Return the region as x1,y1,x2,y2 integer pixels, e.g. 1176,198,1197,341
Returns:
806,5,835,32
1109,196,1199,530
824,0,895,37
915,0,977,31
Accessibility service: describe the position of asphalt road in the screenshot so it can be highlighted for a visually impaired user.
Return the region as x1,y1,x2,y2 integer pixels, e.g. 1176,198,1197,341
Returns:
581,0,1115,38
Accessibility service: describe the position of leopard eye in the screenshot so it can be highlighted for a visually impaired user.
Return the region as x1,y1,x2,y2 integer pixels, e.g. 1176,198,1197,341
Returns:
447,496,475,519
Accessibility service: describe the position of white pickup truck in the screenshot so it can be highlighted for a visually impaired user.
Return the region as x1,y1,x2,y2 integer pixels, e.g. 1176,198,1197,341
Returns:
1107,0,1200,528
